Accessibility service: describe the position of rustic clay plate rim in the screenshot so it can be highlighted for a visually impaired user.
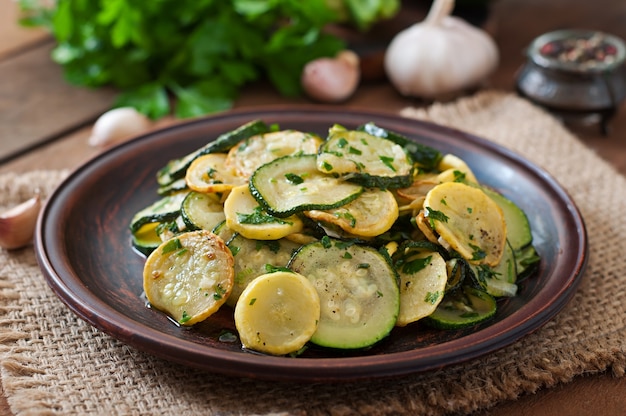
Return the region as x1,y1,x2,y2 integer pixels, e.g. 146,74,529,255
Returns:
35,106,587,382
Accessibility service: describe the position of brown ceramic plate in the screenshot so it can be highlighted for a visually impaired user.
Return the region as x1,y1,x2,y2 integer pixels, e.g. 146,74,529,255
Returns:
35,107,587,382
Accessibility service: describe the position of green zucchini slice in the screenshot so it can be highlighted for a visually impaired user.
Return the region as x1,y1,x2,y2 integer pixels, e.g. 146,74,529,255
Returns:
129,192,188,233
225,234,300,307
250,154,363,218
288,238,400,349
225,129,323,179
181,191,226,231
317,125,414,189
424,285,497,329
357,122,442,171
156,119,269,186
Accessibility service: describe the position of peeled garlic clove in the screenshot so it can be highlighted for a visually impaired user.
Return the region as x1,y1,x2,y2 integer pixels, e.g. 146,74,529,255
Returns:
88,107,153,147
301,50,361,103
0,195,41,250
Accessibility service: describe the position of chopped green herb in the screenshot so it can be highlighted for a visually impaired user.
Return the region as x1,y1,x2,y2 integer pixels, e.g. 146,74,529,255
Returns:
424,291,441,304
357,263,370,269
321,161,333,171
348,146,362,155
402,255,432,274
249,298,257,306
179,311,191,324
213,283,227,300
469,243,487,261
379,155,396,172
162,238,183,254
285,172,304,185
238,206,291,225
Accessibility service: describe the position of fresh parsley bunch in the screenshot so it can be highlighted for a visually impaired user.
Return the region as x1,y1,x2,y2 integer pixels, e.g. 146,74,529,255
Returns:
19,0,395,119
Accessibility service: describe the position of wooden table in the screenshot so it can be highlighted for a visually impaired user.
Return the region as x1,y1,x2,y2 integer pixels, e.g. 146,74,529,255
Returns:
1,1,625,414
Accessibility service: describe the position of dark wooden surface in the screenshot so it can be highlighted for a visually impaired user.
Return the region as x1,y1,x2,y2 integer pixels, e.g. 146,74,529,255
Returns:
1,0,625,414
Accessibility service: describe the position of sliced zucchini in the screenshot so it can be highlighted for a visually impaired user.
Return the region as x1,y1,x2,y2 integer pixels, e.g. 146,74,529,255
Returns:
225,129,323,179
423,182,507,267
317,125,414,189
181,191,226,231
156,119,269,186
185,153,247,194
224,185,304,240
157,178,188,196
357,122,443,171
288,238,400,349
143,230,234,326
481,187,533,251
226,234,301,307
393,246,447,327
131,222,162,256
234,271,320,356
129,191,188,233
470,241,518,297
304,188,399,237
424,286,497,329
250,154,363,218
515,244,541,281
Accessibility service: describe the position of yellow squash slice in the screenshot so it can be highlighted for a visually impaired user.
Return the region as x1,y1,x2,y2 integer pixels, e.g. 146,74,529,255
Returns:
423,182,506,266
395,250,447,327
185,153,247,194
304,188,399,237
234,271,321,356
143,230,234,326
437,153,478,183
223,185,304,240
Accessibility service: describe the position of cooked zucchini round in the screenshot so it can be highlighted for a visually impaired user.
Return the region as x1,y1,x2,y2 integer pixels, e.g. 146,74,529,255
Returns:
234,271,321,356
226,234,300,307
143,230,234,326
181,191,226,231
304,188,399,237
288,238,400,349
394,248,447,327
225,130,323,179
250,154,363,218
185,153,247,194
423,182,507,266
424,286,497,329
317,126,413,189
224,185,304,240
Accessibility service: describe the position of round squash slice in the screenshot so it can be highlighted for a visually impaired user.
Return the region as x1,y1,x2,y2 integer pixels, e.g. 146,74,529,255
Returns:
224,185,304,240
185,153,247,194
304,188,399,237
423,182,506,266
143,230,234,326
234,271,320,356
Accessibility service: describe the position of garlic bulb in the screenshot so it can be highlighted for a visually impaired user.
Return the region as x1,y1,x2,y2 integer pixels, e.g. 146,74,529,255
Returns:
301,50,361,103
384,0,499,99
0,195,41,250
88,107,153,147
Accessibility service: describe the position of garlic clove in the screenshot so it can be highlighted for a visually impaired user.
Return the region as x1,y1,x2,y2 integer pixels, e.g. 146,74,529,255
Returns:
0,194,42,250
88,107,153,148
301,50,361,103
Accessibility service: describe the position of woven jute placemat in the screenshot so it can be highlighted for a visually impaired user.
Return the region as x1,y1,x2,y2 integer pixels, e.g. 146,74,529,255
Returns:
1,91,625,415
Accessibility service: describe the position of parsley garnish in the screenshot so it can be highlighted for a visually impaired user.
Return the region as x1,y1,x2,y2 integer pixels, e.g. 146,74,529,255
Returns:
162,238,182,254
238,207,291,225
285,172,304,185
379,155,396,172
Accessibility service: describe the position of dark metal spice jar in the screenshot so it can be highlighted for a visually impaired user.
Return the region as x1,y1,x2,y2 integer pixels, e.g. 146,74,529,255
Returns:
516,29,626,134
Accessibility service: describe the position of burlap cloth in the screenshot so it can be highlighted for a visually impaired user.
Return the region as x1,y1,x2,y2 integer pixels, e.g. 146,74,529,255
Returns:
1,91,625,415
